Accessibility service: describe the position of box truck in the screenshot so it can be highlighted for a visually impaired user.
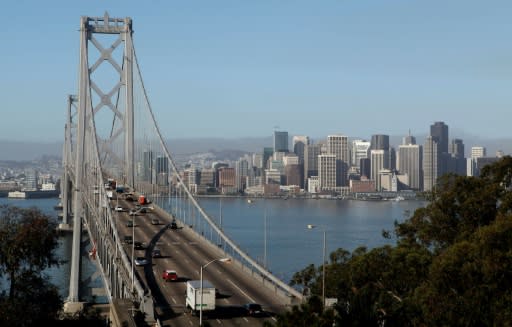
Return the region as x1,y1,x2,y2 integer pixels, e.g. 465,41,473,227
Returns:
185,280,216,314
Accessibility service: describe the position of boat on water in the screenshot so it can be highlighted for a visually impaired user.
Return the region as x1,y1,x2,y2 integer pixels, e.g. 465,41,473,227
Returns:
8,190,60,199
247,199,254,204
54,202,63,210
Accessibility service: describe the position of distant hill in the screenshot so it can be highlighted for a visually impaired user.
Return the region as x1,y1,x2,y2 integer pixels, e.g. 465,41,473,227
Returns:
0,134,510,161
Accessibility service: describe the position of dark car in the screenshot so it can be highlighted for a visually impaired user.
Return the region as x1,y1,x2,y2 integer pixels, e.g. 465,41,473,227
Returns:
243,303,263,316
152,248,162,258
124,235,133,244
169,221,178,230
134,241,145,250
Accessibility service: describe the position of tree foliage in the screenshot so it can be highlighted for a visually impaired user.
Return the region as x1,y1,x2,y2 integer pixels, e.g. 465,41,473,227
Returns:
271,156,512,326
0,205,63,326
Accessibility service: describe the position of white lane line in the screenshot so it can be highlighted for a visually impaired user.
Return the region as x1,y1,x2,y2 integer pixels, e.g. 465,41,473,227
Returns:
243,317,249,322
171,296,177,304
216,269,222,274
272,316,277,321
216,319,222,324
227,278,256,303
188,320,193,326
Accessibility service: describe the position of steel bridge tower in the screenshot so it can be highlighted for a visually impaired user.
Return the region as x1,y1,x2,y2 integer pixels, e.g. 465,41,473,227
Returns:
64,12,135,311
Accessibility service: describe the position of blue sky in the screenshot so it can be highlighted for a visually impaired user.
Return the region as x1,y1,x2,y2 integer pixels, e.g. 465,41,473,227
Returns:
1,1,511,142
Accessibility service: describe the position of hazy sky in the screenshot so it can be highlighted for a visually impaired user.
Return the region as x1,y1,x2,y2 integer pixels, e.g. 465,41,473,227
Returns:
1,1,511,142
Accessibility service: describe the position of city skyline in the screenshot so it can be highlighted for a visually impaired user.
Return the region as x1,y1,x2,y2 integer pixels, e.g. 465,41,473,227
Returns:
1,1,511,143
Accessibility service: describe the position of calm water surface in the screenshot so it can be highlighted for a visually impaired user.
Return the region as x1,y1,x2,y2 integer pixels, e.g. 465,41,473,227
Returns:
1,196,425,296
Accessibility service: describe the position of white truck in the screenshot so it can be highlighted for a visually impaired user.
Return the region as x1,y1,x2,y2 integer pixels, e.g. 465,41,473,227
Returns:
185,280,216,314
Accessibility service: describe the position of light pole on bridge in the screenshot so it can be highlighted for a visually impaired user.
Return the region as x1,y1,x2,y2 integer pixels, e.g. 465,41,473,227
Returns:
199,257,231,326
307,224,328,308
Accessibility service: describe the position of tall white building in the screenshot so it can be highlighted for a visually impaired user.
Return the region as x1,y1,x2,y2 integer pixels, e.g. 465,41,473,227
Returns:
327,135,349,186
370,149,389,191
398,144,422,190
423,136,439,192
471,146,486,159
351,139,371,167
318,154,337,191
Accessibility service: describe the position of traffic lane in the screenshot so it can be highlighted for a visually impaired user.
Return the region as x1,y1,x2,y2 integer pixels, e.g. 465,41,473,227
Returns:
165,225,286,316
114,204,283,324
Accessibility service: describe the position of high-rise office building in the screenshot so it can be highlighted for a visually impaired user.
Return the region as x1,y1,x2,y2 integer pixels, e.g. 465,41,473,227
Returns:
235,159,249,192
449,139,466,175
142,150,153,183
430,122,449,154
370,149,389,191
273,131,289,153
293,136,309,164
402,132,416,145
398,144,422,190
471,146,486,159
423,136,439,191
262,147,273,169
352,140,371,167
371,134,390,151
318,154,337,190
327,135,349,186
304,143,322,187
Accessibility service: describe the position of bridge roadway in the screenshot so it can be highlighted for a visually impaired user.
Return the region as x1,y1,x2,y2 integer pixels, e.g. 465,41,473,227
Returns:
112,196,290,326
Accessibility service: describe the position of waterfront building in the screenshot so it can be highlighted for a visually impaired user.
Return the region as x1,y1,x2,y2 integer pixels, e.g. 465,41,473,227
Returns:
370,149,389,191
350,178,376,193
218,167,236,194
308,176,320,193
24,169,38,190
351,140,371,168
273,131,289,153
265,169,282,185
327,135,349,187
318,154,337,191
423,136,439,191
235,159,249,192
360,158,371,180
304,143,322,188
398,143,422,190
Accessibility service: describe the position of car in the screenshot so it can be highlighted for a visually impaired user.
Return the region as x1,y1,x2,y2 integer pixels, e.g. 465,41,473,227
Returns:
114,206,125,212
134,241,145,250
134,257,149,266
124,235,133,244
169,221,178,230
162,269,178,282
126,219,134,227
243,303,263,316
151,218,160,225
152,248,162,258
128,209,138,216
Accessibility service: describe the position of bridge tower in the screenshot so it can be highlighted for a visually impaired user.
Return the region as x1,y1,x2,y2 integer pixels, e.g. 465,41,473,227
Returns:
65,12,135,310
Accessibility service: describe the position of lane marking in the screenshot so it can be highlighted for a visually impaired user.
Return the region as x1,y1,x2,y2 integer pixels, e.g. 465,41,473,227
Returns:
243,317,249,322
171,296,177,304
216,319,222,324
272,316,277,321
227,279,256,303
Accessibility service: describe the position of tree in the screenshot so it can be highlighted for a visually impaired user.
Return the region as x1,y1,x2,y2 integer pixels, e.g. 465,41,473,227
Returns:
0,205,63,326
272,156,512,326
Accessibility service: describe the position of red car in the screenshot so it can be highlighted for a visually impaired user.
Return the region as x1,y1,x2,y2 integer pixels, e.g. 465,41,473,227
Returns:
162,270,178,282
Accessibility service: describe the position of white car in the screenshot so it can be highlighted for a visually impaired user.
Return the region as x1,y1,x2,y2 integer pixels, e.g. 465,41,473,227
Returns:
114,206,125,212
134,257,149,266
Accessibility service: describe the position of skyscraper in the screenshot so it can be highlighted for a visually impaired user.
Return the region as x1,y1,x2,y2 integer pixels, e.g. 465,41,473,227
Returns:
398,144,423,190
371,134,390,151
352,140,371,168
423,136,439,192
370,149,389,191
273,131,289,153
327,135,349,186
318,154,337,191
304,143,322,187
430,122,449,154
449,139,466,175
292,135,310,164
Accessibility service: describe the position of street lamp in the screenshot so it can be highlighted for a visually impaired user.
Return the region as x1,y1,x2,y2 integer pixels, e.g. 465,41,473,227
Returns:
307,224,327,308
199,257,231,326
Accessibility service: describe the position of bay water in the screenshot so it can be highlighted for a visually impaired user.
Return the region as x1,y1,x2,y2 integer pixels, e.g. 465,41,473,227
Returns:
0,196,425,297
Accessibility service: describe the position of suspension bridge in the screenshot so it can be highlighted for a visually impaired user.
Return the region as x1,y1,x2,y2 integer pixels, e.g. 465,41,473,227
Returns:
59,13,302,325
